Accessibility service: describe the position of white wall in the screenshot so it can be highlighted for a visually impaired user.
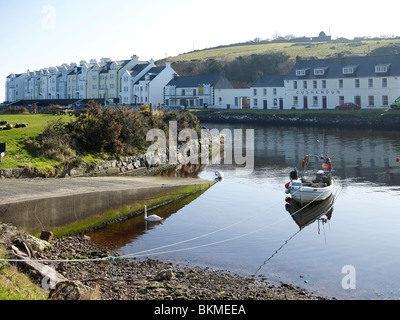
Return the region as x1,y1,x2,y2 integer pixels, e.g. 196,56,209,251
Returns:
214,88,250,109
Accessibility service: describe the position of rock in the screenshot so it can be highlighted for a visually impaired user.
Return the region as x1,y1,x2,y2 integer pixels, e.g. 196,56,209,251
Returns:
40,231,53,242
23,235,52,252
154,269,175,281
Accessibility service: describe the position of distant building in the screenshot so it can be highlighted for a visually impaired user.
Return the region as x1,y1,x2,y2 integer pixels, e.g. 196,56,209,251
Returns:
285,55,400,109
250,75,286,109
164,74,234,108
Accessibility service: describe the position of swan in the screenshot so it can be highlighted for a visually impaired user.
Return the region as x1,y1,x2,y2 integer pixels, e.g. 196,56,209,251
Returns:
144,205,163,222
215,171,224,180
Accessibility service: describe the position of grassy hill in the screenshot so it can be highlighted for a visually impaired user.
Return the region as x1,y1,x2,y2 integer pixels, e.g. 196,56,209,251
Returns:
158,38,400,87
168,38,400,62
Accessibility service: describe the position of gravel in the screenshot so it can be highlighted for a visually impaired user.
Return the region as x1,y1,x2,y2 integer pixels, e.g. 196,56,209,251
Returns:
36,235,330,300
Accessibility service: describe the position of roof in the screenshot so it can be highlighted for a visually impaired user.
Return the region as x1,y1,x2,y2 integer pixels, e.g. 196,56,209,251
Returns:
166,74,232,88
286,55,400,80
136,66,166,82
252,75,285,88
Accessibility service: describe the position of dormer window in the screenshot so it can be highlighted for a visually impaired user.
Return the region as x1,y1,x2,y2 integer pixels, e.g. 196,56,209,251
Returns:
375,64,390,73
296,69,307,76
314,68,327,76
342,66,357,75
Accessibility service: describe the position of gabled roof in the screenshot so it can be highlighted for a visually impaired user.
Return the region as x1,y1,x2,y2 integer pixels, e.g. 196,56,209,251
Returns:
286,55,400,80
135,66,166,82
166,74,232,88
252,75,285,88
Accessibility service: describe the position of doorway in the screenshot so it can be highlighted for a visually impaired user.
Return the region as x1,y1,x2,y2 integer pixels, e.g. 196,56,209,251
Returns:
303,96,308,109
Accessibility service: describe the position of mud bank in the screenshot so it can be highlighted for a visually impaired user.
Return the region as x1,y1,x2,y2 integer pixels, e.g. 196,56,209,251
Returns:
37,235,330,300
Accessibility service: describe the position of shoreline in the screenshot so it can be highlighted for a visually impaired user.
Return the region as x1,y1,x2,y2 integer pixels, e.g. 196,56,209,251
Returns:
192,109,400,130
37,234,332,300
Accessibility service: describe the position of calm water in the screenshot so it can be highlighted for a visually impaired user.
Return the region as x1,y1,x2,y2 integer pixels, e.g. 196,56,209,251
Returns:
88,124,400,300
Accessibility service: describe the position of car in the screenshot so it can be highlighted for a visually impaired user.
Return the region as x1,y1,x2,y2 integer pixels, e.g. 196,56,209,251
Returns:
335,103,361,110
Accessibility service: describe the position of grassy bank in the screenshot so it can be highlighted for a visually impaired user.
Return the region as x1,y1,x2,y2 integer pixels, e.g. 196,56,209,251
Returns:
0,246,47,300
0,114,71,175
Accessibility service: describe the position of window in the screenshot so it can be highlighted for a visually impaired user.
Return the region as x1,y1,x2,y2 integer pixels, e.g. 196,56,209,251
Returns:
375,64,390,73
314,68,325,76
273,88,277,95
368,79,374,88
355,79,360,88
339,96,344,105
313,96,318,106
253,89,257,96
382,78,388,88
369,96,375,106
293,96,299,105
343,66,356,75
322,80,326,89
296,69,306,76
263,89,267,95
273,98,278,106
303,81,307,89
254,99,258,107
293,81,298,89
338,79,344,89
382,96,389,106
313,80,317,89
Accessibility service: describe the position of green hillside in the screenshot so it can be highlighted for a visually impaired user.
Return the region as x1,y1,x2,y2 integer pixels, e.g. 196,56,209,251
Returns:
169,38,400,62
158,38,400,87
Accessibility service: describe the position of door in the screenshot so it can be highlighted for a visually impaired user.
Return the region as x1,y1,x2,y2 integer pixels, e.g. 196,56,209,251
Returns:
322,96,327,109
279,98,284,110
263,100,268,110
303,96,308,109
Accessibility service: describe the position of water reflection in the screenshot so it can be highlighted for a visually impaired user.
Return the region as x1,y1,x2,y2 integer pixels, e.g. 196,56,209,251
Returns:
86,191,205,251
285,195,334,230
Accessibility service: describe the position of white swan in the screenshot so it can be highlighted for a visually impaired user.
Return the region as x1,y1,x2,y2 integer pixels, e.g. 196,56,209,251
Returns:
215,171,224,180
144,205,163,222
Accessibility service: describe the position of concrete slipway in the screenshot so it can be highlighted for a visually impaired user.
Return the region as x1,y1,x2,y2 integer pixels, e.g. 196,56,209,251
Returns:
0,176,215,235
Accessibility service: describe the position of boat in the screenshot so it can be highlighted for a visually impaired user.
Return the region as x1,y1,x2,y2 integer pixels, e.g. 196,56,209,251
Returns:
285,155,334,205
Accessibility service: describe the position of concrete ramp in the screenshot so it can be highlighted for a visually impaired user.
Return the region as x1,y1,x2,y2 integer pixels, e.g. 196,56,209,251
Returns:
0,176,214,235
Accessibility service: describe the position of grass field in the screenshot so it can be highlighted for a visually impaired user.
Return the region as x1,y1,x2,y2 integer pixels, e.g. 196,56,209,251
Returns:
171,39,400,62
0,114,70,174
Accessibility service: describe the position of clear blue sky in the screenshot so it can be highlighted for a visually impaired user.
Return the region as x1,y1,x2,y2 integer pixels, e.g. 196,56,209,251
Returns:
1,0,398,102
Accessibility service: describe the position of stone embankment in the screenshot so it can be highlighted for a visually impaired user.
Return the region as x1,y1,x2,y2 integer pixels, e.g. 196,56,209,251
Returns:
194,110,400,129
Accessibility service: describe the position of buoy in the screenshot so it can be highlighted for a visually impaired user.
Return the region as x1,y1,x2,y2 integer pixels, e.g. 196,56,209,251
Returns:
285,189,290,194
285,182,290,189
397,157,400,163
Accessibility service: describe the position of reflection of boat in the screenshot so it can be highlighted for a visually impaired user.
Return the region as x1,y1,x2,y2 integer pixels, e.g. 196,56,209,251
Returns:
285,155,334,205
285,194,334,229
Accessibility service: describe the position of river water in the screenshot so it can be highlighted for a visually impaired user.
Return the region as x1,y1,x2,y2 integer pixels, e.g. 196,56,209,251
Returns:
87,123,400,300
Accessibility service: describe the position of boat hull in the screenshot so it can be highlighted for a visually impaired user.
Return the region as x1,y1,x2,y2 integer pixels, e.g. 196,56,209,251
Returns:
289,183,333,204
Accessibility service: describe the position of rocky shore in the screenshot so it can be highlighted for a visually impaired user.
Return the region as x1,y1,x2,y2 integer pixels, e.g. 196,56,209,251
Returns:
33,235,329,300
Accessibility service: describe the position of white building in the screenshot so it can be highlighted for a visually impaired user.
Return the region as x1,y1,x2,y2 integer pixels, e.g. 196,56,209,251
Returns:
131,62,177,107
214,88,251,109
285,55,400,109
164,74,234,108
250,75,286,109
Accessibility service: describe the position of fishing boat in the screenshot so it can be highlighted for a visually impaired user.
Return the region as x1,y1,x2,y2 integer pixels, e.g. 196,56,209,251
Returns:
285,155,334,205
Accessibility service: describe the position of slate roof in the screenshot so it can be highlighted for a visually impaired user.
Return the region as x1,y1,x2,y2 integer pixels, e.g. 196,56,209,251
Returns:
252,75,285,87
166,74,227,88
136,66,165,82
286,55,400,80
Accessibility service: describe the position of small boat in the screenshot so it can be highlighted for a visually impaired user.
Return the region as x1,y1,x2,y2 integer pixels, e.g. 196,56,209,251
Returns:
285,155,334,205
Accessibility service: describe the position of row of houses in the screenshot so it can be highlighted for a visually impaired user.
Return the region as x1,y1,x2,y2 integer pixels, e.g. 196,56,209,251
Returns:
5,54,400,110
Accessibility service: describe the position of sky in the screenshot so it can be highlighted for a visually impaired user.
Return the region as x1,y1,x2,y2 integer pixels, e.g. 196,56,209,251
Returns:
1,0,398,102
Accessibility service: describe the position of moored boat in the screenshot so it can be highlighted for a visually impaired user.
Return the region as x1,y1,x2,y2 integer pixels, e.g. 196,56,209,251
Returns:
285,155,334,205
